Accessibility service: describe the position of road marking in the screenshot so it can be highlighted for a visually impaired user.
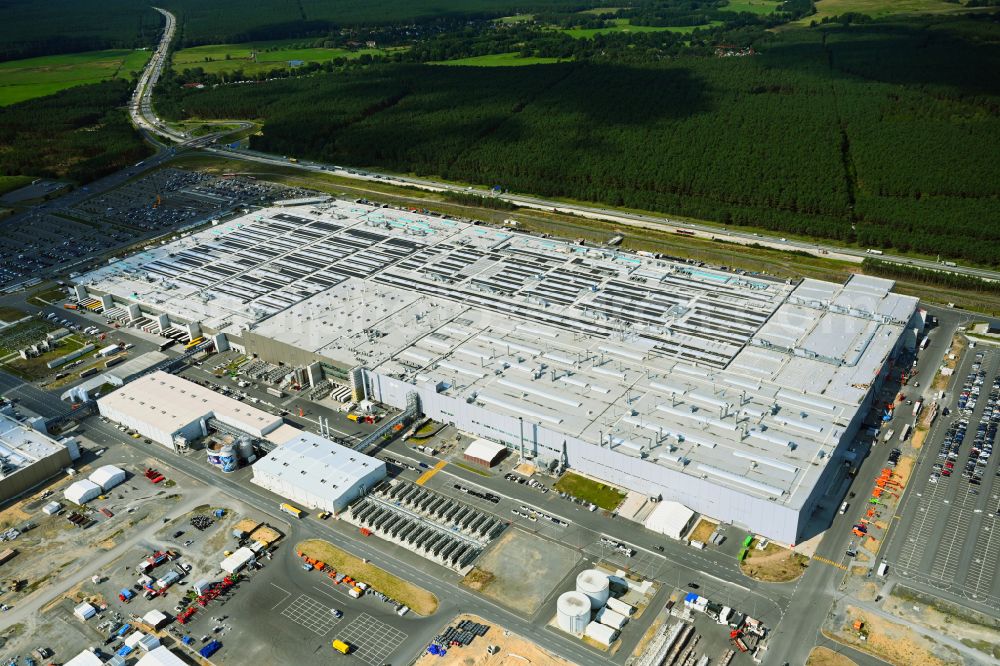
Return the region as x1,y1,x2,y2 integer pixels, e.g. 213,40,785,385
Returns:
813,555,848,571
269,582,291,609
280,593,341,636
415,459,447,486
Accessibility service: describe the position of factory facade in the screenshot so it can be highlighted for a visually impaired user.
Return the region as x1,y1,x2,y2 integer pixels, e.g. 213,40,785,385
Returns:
0,406,77,502
79,202,921,543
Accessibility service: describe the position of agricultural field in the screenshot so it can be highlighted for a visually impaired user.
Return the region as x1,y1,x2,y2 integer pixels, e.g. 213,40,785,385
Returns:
0,49,150,106
562,18,694,38
173,40,395,76
430,52,565,66
798,0,982,23
720,0,782,14
0,176,33,196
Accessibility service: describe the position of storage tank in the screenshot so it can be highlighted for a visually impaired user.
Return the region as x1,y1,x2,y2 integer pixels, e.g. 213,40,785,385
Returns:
237,436,255,463
207,442,239,473
556,591,591,635
576,569,610,609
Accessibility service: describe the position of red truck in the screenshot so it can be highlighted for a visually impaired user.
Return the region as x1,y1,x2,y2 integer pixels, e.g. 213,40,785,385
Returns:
101,508,114,518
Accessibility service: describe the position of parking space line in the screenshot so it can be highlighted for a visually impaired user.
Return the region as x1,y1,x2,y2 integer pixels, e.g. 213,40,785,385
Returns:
280,593,341,636
269,582,291,609
337,613,407,665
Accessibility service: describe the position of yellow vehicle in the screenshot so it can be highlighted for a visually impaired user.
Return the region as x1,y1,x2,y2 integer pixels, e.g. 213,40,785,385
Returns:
346,413,360,422
131,433,141,439
331,639,350,654
280,502,303,519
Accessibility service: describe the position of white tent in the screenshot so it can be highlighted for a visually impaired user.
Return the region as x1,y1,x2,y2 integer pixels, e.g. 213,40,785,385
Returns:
65,479,101,504
65,650,103,666
73,601,97,620
89,464,126,491
221,546,255,574
143,609,168,629
596,606,628,630
585,621,618,646
136,647,188,666
643,500,695,540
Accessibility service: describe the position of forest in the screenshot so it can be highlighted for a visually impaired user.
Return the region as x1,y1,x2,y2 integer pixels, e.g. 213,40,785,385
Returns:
0,0,161,61
157,15,1000,265
0,80,151,183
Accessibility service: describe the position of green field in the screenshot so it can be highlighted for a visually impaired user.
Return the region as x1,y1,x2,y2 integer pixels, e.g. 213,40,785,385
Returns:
563,18,712,38
430,52,565,66
799,0,981,23
0,49,150,106
173,40,398,76
554,472,626,511
720,0,782,14
496,13,536,23
0,176,33,197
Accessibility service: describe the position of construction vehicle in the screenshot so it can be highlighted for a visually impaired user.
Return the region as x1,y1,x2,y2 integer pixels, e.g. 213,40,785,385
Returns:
729,629,749,652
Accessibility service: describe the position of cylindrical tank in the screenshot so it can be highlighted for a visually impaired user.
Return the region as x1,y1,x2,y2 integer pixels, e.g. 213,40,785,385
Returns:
237,436,255,462
556,591,591,635
576,569,610,609
218,443,238,473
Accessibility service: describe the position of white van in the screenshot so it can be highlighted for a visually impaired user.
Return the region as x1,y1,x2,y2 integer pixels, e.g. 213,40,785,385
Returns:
839,502,849,515
877,561,889,577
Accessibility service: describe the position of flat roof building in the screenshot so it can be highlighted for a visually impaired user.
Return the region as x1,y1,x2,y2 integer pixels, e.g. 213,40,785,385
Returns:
251,431,386,514
0,410,73,502
79,202,921,542
97,371,283,448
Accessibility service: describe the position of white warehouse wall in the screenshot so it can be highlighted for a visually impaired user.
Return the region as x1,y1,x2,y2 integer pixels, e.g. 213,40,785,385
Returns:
251,465,384,514
368,373,803,542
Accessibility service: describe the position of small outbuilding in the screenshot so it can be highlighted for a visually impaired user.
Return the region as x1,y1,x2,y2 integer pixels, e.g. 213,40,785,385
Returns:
136,647,188,666
42,501,62,515
584,620,618,646
143,609,168,629
221,546,255,574
65,650,103,666
88,464,126,491
596,606,628,630
73,601,97,621
65,479,101,504
462,439,507,468
643,500,695,540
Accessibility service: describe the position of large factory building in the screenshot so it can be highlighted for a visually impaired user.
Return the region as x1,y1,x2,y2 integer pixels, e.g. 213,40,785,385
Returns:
251,430,386,514
0,407,77,502
78,202,921,543
96,371,284,449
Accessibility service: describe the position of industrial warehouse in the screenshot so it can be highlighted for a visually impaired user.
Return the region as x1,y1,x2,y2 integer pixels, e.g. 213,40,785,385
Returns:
0,403,79,502
77,201,922,542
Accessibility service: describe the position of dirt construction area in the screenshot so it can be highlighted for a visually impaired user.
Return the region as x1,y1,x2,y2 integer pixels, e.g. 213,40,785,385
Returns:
462,528,580,614
823,604,962,666
740,541,809,582
414,614,574,666
806,646,857,666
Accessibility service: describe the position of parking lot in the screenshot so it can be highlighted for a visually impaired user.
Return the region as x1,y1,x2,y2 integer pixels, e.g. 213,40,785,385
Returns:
887,346,1000,611
337,613,408,665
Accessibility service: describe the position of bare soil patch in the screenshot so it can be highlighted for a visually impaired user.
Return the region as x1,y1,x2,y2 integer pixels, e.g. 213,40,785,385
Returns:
740,541,808,582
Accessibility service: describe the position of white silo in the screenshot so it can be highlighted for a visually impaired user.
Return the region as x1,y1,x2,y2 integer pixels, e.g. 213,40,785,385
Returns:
556,591,591,635
576,569,610,609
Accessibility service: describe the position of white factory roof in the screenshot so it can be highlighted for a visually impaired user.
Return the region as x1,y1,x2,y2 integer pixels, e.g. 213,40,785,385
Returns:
644,501,695,540
65,650,103,666
265,422,305,446
105,350,170,381
82,203,918,508
221,546,255,573
98,371,283,438
253,431,385,495
0,411,65,474
136,647,188,666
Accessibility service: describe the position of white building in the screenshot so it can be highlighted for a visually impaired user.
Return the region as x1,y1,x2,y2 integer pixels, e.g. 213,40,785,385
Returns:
221,546,255,574
0,410,74,502
136,647,188,666
644,501,695,540
585,621,618,646
65,650,103,666
79,203,921,543
73,602,97,620
88,464,126,491
65,479,101,504
251,431,386,514
97,371,283,448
